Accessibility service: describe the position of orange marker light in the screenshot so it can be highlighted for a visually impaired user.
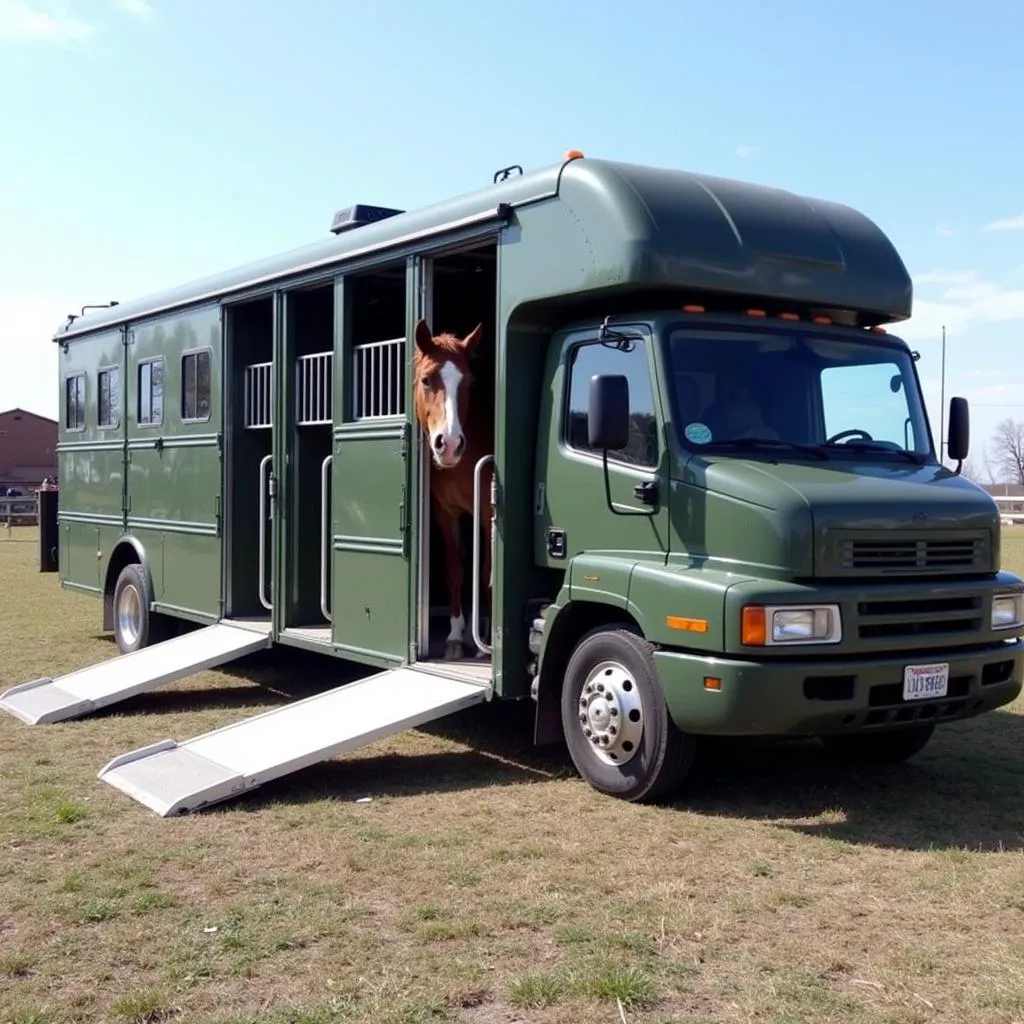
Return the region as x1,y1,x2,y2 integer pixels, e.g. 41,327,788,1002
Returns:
682,304,705,314
746,308,766,318
779,312,799,321
666,615,709,633
812,315,832,325
741,606,767,646
564,149,585,161
704,676,722,691
869,325,887,334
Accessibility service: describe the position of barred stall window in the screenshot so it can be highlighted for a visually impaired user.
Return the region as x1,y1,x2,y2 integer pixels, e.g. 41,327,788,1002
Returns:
295,352,332,426
352,337,405,420
243,361,272,429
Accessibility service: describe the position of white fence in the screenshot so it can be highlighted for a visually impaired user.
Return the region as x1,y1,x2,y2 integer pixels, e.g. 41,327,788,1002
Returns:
1,493,41,526
993,495,1024,525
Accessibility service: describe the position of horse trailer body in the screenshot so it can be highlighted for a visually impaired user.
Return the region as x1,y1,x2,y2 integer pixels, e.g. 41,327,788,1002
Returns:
4,152,1021,812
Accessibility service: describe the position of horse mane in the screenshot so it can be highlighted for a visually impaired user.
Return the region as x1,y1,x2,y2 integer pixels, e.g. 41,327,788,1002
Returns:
425,331,468,355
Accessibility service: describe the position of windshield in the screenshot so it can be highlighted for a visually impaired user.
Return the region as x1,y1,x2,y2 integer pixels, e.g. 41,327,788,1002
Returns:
662,325,935,462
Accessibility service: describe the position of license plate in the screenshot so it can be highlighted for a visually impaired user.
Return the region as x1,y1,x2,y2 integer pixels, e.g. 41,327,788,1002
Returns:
903,662,949,701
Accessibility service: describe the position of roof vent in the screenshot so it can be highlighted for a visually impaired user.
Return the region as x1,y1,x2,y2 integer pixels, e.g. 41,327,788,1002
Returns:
329,204,405,236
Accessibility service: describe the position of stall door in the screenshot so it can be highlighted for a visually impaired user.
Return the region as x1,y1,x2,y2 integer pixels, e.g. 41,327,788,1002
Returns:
329,332,411,662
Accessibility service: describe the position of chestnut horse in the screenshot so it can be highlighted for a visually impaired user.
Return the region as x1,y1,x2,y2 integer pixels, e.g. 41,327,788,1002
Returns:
412,318,494,660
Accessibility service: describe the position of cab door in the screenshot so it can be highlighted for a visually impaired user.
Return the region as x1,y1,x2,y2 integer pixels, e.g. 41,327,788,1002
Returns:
539,324,671,567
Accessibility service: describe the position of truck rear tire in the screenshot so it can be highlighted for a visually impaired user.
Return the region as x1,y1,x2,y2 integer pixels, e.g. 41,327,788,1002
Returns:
820,723,935,763
560,624,695,803
112,563,167,654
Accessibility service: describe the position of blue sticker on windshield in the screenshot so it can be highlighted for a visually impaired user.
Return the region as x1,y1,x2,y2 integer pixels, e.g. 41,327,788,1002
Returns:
685,422,712,445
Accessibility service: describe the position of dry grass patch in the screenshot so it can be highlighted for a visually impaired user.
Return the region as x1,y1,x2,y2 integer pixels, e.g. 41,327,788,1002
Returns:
1,526,1024,1023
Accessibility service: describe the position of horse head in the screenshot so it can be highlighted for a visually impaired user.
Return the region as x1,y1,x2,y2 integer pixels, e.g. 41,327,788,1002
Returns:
412,318,482,469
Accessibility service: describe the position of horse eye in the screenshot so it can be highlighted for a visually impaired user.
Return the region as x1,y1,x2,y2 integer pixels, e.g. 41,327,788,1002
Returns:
420,375,431,388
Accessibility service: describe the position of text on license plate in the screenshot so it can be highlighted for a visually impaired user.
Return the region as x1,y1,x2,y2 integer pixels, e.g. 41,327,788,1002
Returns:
902,662,950,701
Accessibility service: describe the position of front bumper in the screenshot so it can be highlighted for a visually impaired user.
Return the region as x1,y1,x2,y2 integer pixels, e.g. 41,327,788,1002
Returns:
654,639,1023,737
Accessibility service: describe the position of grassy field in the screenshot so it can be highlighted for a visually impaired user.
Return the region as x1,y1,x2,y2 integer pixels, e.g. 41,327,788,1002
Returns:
1,528,1024,1024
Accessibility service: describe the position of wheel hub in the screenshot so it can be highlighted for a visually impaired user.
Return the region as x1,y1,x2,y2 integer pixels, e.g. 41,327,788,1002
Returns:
577,661,644,766
117,583,141,647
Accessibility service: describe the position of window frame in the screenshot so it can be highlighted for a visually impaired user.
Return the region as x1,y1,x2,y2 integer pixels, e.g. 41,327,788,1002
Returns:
136,355,165,429
64,372,86,433
561,333,661,471
97,363,121,431
180,345,214,425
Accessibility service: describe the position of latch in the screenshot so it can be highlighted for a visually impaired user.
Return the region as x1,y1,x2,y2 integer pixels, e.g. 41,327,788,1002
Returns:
632,480,659,506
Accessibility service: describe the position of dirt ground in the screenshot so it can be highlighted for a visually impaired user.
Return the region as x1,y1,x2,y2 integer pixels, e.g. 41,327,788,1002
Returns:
1,526,1023,1024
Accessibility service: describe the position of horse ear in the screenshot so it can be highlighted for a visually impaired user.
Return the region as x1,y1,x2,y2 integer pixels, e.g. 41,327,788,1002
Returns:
461,323,483,353
414,319,435,355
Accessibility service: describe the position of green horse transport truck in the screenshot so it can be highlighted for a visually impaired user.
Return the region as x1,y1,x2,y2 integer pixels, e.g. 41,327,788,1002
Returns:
3,151,1021,816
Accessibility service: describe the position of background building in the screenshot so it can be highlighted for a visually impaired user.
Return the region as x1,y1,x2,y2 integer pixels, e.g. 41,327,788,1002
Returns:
0,407,57,494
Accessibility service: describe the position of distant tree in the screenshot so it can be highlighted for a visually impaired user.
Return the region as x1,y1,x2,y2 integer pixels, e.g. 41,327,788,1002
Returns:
990,419,1024,485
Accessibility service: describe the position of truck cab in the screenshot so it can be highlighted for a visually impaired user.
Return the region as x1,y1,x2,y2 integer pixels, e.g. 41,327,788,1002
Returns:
531,306,1023,802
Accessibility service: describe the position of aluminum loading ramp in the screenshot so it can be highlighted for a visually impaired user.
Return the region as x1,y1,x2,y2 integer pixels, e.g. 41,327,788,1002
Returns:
0,623,271,725
98,667,491,816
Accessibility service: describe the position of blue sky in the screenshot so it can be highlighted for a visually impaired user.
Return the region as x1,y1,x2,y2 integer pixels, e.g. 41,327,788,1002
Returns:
2,0,1022,477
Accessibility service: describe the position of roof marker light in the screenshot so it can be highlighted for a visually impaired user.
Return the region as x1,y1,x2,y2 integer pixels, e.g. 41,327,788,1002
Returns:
779,312,800,321
812,315,832,325
564,149,585,161
746,308,766,318
682,304,705,313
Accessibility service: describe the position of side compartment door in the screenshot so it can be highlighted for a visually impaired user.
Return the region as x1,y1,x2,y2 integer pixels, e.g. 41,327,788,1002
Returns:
126,308,223,619
57,327,126,593
329,274,411,663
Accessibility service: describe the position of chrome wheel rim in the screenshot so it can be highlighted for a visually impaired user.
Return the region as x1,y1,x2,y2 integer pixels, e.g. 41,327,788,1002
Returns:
117,583,142,647
577,660,644,766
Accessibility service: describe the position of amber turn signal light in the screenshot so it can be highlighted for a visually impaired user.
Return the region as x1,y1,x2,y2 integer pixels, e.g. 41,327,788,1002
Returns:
741,606,766,646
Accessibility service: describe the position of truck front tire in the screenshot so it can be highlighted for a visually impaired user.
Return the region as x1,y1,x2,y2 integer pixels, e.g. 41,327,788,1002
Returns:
560,624,695,803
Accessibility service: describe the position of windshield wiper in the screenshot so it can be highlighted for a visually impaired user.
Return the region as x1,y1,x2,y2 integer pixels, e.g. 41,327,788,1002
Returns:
698,437,830,461
823,441,925,465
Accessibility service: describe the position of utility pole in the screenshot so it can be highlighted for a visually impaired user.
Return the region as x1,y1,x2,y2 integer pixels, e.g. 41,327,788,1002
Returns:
939,324,947,463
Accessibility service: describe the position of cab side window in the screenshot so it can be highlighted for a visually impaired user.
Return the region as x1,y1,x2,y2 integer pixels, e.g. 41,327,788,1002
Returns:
565,339,658,468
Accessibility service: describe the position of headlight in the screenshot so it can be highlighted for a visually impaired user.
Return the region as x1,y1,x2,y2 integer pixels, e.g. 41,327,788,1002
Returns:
742,604,842,646
991,594,1024,630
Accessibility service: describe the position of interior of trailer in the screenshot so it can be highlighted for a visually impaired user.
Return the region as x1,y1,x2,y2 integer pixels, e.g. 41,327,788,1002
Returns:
221,241,498,668
419,243,498,664
224,295,275,622
283,282,335,639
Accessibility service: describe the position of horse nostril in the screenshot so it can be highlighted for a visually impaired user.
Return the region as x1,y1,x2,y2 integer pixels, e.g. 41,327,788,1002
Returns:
432,434,444,452
455,436,466,456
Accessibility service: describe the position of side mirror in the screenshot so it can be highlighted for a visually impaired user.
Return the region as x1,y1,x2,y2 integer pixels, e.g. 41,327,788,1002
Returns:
947,396,970,467
588,374,630,451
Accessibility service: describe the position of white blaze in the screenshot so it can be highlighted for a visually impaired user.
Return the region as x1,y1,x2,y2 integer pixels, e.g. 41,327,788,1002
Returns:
439,360,463,443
